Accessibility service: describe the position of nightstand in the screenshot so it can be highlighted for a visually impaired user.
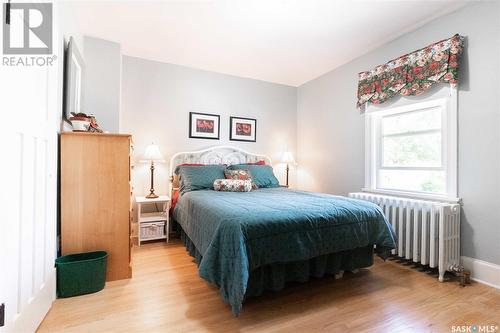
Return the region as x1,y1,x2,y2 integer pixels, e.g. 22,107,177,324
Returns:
136,195,170,245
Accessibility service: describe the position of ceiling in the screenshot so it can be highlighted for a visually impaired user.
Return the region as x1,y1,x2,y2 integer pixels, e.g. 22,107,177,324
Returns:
68,0,472,87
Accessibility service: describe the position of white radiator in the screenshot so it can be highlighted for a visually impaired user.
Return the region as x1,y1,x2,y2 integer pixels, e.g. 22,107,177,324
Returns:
348,192,461,281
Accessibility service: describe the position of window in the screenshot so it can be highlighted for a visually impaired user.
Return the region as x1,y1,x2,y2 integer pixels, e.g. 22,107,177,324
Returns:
365,91,457,200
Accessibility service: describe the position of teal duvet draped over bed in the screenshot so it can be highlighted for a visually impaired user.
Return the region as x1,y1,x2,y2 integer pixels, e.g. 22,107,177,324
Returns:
173,188,396,315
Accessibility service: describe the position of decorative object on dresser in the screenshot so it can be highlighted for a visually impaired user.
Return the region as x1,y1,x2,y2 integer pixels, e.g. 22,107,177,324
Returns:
140,143,165,199
60,132,132,281
68,113,91,132
136,196,171,245
88,114,104,133
281,151,296,188
68,112,104,133
229,116,256,142
189,112,220,140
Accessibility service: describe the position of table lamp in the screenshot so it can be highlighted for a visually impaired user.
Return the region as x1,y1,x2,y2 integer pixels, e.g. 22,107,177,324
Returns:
282,151,296,188
141,143,165,199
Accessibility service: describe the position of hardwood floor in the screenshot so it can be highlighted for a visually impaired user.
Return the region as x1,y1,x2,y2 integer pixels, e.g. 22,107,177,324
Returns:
38,240,500,333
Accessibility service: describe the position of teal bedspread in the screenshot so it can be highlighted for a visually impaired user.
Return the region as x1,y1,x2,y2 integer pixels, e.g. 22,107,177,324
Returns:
173,188,396,315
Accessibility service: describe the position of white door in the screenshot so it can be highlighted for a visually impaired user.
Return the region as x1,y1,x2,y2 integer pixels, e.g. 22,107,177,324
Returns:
0,45,59,333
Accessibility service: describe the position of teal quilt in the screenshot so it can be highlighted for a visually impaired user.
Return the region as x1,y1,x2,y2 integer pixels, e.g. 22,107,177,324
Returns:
173,187,396,315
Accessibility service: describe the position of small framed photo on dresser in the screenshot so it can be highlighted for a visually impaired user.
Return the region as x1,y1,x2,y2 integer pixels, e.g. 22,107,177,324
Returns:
189,112,220,140
229,116,256,142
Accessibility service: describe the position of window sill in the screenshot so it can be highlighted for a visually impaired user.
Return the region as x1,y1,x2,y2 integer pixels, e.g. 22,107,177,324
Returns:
361,188,461,204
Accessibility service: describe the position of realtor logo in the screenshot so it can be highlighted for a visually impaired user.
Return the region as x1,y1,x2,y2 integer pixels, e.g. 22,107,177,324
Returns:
3,3,52,54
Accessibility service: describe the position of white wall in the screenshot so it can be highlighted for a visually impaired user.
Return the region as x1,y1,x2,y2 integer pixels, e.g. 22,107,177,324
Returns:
83,36,122,133
297,2,500,265
121,56,297,197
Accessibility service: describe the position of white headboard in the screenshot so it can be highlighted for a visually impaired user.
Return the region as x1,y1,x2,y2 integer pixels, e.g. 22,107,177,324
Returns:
169,145,272,192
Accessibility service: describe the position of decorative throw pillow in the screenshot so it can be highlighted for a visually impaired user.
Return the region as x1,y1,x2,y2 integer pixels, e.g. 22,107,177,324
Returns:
227,165,280,188
224,169,251,180
224,169,258,189
213,179,252,192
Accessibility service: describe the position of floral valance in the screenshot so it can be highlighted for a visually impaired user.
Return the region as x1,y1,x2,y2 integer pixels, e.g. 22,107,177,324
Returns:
357,34,464,109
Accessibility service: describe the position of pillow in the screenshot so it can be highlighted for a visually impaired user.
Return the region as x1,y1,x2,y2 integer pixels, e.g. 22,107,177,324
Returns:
174,163,205,175
243,160,266,165
224,169,252,180
169,189,180,214
224,169,258,189
227,164,280,188
213,179,252,192
177,165,226,194
225,169,259,189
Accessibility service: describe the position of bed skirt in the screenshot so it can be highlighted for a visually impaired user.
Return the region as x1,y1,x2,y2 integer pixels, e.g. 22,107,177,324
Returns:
178,226,374,300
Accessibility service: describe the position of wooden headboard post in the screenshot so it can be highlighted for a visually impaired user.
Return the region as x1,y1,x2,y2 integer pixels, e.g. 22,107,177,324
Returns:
168,145,272,197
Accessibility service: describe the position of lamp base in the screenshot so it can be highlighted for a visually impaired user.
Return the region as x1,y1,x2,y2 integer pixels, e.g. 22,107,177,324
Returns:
146,161,159,199
285,164,290,188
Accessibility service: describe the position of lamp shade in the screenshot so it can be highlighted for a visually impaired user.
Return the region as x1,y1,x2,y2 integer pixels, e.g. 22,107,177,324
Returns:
281,151,296,165
141,144,165,162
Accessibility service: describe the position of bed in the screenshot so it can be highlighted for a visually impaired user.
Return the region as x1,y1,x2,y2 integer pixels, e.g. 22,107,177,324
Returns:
170,146,396,315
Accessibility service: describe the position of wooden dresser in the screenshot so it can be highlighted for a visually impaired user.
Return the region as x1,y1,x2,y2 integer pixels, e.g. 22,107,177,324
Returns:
61,132,132,281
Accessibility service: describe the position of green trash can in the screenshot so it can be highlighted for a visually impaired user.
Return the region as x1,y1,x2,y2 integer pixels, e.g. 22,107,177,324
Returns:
55,251,108,298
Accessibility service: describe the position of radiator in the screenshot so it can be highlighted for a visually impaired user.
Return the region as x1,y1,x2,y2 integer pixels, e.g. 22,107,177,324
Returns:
348,192,461,281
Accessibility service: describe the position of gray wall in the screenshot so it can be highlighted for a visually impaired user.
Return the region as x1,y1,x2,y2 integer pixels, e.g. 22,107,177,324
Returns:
83,36,122,133
121,56,297,197
297,2,500,264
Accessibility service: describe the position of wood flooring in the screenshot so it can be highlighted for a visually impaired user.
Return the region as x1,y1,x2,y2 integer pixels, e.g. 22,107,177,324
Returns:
38,240,500,333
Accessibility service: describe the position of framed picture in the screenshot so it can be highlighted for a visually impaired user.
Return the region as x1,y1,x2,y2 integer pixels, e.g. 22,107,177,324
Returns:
230,117,257,142
63,37,85,123
189,112,220,140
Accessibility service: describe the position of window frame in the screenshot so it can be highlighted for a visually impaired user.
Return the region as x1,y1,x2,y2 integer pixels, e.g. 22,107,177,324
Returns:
364,87,458,202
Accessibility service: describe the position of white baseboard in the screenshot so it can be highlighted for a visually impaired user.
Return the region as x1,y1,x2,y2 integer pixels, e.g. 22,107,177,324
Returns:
461,256,500,290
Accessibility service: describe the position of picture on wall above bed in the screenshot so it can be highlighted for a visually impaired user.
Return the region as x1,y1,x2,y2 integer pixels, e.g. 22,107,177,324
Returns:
189,112,220,140
230,116,256,142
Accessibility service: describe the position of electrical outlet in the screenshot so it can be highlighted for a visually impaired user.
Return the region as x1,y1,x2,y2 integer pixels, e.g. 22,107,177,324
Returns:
0,303,4,327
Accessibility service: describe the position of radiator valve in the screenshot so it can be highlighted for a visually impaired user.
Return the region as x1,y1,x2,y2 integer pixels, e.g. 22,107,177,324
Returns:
450,265,471,287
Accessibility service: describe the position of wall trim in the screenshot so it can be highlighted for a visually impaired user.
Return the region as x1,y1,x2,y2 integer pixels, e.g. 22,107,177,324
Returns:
461,256,500,290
